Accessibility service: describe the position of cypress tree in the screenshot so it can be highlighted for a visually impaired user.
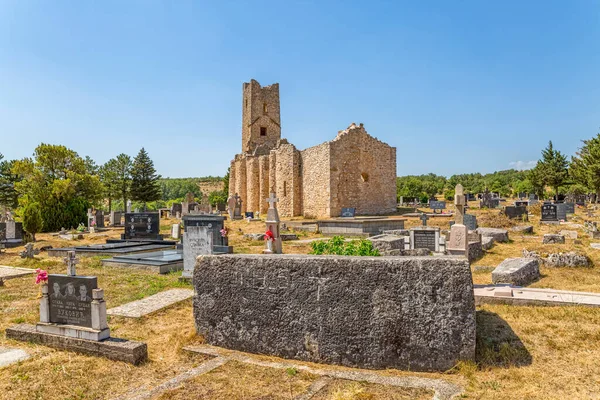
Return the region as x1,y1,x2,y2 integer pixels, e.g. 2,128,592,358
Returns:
130,148,161,210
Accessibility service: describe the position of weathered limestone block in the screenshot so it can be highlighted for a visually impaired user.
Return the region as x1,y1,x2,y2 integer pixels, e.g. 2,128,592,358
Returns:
545,252,591,268
481,236,495,250
492,258,540,286
476,228,509,243
512,225,533,234
193,254,476,372
467,241,484,262
367,234,405,253
543,234,565,244
559,230,578,239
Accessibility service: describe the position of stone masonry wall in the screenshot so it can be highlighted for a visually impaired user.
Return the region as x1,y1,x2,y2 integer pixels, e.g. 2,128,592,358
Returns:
258,155,270,215
300,142,331,218
273,143,302,217
328,123,397,216
245,156,260,213
242,80,281,154
194,254,476,371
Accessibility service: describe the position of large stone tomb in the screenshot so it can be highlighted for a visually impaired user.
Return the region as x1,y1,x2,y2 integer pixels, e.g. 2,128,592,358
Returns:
193,254,476,372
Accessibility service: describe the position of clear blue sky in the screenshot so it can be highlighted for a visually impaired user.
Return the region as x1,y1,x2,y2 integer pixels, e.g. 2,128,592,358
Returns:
1,1,598,178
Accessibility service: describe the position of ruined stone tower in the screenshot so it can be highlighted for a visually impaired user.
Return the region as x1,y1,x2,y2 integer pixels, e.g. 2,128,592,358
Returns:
242,79,281,154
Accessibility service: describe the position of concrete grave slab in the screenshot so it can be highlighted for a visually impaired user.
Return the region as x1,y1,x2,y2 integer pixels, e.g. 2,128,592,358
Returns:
543,234,565,244
0,346,30,368
475,285,600,307
107,289,194,318
0,266,36,286
559,230,578,239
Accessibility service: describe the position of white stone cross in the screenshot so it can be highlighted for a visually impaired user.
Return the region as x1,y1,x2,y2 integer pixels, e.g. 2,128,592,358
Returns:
266,193,279,209
64,251,78,276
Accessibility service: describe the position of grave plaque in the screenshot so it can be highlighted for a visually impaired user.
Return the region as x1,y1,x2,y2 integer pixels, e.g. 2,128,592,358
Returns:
413,230,437,251
48,274,97,328
429,201,446,210
182,226,213,280
245,212,254,219
556,203,567,221
541,204,558,222
341,208,356,218
564,202,575,214
182,214,226,246
463,214,478,231
504,206,528,220
124,212,160,239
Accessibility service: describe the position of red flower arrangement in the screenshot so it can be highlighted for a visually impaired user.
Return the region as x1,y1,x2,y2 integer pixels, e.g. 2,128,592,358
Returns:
35,269,48,284
264,229,275,241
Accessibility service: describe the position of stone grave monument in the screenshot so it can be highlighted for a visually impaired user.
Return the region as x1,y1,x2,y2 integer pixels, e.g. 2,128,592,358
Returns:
226,194,236,219
6,251,147,364
182,214,231,253
541,204,559,224
340,207,356,218
122,212,162,240
109,211,123,226
429,200,446,213
263,193,282,254
448,184,469,256
181,226,213,281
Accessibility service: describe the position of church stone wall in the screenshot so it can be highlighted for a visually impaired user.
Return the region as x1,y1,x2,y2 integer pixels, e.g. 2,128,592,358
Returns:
273,143,302,217
300,143,331,218
328,124,397,216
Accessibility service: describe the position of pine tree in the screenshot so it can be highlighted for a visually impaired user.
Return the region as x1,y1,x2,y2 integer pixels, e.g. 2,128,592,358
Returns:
130,148,161,210
0,154,19,209
539,141,569,199
570,132,600,202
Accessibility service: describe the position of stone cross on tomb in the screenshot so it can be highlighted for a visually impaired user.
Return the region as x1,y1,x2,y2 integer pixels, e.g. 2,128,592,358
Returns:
454,184,466,225
419,213,429,227
266,193,279,209
64,250,78,276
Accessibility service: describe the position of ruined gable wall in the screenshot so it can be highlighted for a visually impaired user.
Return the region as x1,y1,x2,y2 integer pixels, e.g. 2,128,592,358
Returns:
328,124,397,216
232,156,247,213
272,143,302,217
300,142,331,218
245,156,260,213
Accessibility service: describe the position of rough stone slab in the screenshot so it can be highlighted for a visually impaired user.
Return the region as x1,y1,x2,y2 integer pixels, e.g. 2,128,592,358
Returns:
492,258,540,286
476,228,509,243
0,346,30,368
512,225,533,234
194,254,475,372
591,243,600,250
107,289,193,318
481,236,495,250
367,234,405,252
559,230,578,239
0,266,36,285
543,234,565,244
475,285,600,307
184,344,463,400
5,324,147,365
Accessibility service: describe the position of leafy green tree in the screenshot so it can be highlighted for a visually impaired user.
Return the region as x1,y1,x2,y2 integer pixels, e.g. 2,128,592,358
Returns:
0,154,19,209
22,202,43,241
570,133,600,200
158,178,201,201
130,148,161,210
538,141,569,199
223,167,230,195
208,190,227,207
111,154,133,211
99,158,123,212
527,164,546,198
12,144,102,231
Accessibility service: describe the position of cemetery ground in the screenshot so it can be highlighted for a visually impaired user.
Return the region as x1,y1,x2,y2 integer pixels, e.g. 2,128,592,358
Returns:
0,206,599,399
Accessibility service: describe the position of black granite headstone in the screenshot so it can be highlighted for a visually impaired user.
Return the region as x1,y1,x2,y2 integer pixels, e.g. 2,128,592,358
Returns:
413,230,437,251
504,206,528,220
556,203,568,221
564,202,575,214
541,204,558,222
48,274,97,328
124,212,160,239
429,201,446,210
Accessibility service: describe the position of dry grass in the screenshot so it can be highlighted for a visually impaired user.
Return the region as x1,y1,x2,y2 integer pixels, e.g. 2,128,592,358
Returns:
1,205,600,399
312,380,432,400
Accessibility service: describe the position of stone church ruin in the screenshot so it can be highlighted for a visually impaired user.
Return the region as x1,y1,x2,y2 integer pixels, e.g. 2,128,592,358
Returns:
229,79,397,218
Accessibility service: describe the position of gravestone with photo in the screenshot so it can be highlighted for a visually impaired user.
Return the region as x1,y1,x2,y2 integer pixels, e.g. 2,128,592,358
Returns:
123,212,161,240
541,204,558,223
182,214,230,251
6,251,147,364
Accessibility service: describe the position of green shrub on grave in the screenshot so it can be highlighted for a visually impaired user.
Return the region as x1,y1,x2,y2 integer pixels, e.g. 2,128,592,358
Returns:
310,236,380,256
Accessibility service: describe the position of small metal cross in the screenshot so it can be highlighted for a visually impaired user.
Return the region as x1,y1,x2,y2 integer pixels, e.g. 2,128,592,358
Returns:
420,213,429,226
